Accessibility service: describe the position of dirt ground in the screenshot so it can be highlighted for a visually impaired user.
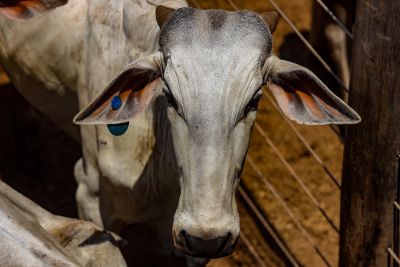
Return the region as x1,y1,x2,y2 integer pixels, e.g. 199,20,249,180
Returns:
0,1,345,266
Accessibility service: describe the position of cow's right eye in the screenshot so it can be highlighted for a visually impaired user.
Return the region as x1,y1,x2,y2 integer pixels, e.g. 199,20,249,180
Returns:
245,90,263,115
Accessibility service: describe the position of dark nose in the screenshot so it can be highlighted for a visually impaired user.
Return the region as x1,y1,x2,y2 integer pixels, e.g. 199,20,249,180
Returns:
181,231,232,258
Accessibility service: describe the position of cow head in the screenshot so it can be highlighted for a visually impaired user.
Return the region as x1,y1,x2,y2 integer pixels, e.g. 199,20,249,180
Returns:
74,6,360,259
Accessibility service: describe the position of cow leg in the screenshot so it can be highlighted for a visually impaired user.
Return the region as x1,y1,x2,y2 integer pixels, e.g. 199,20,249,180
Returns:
47,216,127,267
74,155,103,227
324,23,350,102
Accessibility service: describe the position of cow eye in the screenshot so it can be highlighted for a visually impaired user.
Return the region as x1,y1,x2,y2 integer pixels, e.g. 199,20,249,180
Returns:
245,90,263,115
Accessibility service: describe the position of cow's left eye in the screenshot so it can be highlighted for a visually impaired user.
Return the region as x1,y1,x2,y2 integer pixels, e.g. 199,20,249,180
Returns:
164,89,178,110
245,91,263,115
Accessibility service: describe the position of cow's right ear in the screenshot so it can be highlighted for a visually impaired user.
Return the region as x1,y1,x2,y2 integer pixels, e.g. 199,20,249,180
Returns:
0,0,68,20
73,52,164,125
262,56,361,125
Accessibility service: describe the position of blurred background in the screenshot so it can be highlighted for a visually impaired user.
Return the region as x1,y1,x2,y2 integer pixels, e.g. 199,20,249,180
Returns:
0,0,354,266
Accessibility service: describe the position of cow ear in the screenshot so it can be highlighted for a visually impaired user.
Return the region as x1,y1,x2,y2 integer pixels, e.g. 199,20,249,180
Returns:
259,11,279,34
73,52,164,125
262,56,361,125
0,0,68,20
156,5,176,28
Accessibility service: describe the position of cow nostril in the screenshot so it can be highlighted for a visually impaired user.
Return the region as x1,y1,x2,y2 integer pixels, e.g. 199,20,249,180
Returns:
220,232,232,254
181,230,193,252
231,234,239,249
182,232,231,257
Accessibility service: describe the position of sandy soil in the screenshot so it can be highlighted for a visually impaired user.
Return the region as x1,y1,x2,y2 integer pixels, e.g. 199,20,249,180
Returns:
0,1,344,266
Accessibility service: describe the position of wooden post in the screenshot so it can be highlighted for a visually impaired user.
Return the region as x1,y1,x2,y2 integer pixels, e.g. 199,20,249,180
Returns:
339,1,400,267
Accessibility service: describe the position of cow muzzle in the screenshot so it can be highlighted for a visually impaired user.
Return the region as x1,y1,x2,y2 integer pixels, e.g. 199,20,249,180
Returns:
172,213,239,258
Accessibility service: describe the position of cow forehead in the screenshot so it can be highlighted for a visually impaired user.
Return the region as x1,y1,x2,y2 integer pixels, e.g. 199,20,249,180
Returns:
163,48,263,126
159,7,272,57
160,8,269,126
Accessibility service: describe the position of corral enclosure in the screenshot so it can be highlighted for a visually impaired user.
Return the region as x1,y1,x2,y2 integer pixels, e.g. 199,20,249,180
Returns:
0,0,354,266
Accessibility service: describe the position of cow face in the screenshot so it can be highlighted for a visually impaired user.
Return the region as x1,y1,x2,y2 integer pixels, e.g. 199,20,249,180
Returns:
74,6,360,259
159,8,274,258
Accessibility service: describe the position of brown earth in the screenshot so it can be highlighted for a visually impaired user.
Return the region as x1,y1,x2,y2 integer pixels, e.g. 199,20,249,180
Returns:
0,0,344,266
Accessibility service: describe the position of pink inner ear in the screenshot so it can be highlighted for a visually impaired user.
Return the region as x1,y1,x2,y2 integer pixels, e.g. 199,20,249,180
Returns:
268,82,291,106
74,77,161,125
295,90,325,120
268,80,357,125
268,82,300,121
124,77,160,115
268,81,329,123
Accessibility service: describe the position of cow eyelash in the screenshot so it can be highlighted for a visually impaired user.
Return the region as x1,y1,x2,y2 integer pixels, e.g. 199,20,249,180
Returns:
245,90,263,115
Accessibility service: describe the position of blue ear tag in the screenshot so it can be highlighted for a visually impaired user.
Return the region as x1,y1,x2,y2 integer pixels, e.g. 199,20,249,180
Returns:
107,122,129,136
111,95,122,110
107,95,129,136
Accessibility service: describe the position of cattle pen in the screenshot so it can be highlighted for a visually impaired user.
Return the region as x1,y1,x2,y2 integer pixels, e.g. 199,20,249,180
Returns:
0,0,398,267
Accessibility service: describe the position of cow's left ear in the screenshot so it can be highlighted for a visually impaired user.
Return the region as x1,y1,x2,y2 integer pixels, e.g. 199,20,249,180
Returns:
263,56,361,125
73,52,164,125
0,0,68,20
258,11,279,34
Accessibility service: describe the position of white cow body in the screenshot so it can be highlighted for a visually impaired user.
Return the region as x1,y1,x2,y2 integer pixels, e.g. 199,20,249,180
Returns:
0,179,127,267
